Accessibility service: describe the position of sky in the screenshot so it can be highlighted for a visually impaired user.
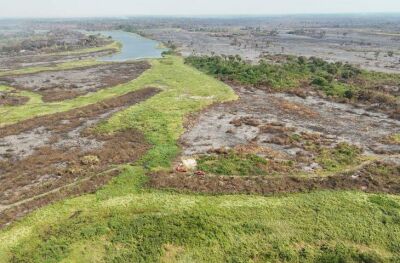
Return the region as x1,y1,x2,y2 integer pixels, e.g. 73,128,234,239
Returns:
0,0,400,18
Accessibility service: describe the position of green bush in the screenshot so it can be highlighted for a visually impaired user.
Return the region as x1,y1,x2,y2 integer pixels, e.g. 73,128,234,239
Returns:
317,143,362,171
312,76,329,87
197,152,268,176
185,55,366,99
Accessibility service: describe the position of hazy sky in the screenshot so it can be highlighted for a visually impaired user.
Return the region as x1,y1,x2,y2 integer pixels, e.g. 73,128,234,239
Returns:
1,0,400,18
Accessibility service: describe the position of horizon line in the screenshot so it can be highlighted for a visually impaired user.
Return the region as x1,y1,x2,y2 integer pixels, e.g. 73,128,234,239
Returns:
1,12,400,20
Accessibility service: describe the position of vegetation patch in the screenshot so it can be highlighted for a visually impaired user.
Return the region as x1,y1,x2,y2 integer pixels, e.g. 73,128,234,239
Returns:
54,40,121,56
197,151,268,176
0,89,29,106
384,133,400,145
316,143,363,172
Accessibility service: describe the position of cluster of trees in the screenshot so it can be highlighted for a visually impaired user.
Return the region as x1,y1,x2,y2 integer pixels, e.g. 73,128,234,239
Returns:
185,54,361,95
186,54,399,111
117,25,146,37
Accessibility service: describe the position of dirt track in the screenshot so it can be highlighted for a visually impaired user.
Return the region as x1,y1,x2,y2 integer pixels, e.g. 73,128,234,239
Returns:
0,87,160,227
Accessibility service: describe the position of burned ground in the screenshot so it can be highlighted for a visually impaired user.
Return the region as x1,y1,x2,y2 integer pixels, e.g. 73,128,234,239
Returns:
0,87,160,227
151,84,400,194
0,49,114,72
181,86,400,162
0,61,151,102
0,29,115,71
149,158,400,195
0,90,29,106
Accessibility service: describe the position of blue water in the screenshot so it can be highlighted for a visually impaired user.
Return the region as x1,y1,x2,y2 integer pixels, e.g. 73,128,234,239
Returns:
96,31,167,62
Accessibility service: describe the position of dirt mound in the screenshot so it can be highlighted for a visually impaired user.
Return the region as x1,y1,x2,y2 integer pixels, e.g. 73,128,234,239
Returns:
0,87,160,227
1,61,151,102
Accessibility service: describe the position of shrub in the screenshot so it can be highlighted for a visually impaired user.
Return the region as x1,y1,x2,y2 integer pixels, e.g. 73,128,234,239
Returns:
312,77,329,87
197,152,268,176
317,143,361,171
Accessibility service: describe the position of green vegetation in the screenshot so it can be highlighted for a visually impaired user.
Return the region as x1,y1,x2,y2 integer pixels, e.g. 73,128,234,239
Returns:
314,143,362,172
117,25,146,37
366,162,400,177
197,152,268,176
391,134,400,144
3,181,400,262
185,55,399,106
0,85,42,106
185,55,360,90
54,40,122,56
196,142,363,176
1,56,400,262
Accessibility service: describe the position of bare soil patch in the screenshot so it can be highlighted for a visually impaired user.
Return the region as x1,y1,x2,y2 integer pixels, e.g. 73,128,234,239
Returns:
0,87,160,227
0,61,151,102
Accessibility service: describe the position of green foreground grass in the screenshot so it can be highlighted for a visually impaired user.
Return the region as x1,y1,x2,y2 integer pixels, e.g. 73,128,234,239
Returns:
1,56,400,262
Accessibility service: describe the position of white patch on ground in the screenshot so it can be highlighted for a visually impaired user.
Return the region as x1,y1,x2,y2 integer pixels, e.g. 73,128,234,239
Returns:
0,127,52,161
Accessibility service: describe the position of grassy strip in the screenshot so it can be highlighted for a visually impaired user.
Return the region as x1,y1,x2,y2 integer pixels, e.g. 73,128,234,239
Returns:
53,41,121,56
0,85,42,106
0,59,105,77
1,56,400,262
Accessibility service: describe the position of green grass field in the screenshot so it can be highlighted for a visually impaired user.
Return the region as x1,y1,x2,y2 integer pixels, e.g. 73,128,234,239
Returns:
1,56,400,262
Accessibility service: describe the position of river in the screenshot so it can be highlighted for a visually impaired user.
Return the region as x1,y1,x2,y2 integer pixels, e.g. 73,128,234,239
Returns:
95,31,167,62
